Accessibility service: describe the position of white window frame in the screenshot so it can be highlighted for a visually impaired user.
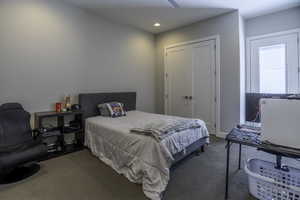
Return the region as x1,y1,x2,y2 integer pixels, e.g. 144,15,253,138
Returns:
246,28,300,93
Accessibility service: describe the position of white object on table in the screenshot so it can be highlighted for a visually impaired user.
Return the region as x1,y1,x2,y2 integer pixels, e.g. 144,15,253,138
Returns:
260,98,300,149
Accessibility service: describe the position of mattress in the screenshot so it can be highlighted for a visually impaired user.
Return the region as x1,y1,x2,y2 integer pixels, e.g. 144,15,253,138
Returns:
85,111,209,200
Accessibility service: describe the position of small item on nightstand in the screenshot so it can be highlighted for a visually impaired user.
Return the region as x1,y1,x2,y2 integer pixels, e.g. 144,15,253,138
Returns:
65,95,72,111
71,104,81,111
55,102,62,112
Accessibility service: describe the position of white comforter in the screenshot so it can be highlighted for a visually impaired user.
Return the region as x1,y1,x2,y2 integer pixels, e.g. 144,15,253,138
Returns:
85,111,209,200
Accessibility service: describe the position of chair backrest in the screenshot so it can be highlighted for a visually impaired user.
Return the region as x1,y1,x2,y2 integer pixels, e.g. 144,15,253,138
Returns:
0,103,33,150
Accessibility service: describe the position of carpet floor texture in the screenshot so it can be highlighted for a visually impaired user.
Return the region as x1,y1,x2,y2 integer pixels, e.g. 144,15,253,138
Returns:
0,136,257,200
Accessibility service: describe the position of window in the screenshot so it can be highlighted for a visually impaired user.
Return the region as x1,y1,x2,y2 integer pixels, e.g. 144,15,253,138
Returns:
259,44,286,94
245,31,300,124
248,32,299,94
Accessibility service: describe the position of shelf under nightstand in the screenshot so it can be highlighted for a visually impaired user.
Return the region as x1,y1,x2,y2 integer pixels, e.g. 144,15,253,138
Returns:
34,110,84,160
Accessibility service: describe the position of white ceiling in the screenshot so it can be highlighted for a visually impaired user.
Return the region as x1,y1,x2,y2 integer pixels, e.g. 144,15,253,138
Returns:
90,8,233,33
64,0,300,33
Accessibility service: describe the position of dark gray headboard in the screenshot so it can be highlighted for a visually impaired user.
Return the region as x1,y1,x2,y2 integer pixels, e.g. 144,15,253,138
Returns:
79,92,136,121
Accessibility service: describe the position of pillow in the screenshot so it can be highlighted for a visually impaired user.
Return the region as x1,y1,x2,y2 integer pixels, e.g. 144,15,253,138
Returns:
97,103,111,117
106,102,126,118
97,102,126,117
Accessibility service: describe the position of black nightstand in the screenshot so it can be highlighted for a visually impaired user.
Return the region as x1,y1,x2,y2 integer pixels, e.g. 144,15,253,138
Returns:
34,110,84,160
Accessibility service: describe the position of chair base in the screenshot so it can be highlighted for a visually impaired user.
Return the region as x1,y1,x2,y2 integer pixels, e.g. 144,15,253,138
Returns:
0,163,40,184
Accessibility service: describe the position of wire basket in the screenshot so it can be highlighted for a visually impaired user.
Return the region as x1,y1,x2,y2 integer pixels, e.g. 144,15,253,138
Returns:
245,159,300,200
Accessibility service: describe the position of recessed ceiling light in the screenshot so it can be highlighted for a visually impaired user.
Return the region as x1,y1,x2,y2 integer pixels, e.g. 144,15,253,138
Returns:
153,23,161,27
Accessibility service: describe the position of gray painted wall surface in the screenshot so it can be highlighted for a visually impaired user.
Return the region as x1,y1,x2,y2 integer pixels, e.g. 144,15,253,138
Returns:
4,0,296,133
0,0,156,113
155,11,241,132
246,6,300,37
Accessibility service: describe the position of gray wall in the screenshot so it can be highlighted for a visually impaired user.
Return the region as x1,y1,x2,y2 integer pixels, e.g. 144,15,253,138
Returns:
155,11,241,132
246,6,300,37
0,0,156,113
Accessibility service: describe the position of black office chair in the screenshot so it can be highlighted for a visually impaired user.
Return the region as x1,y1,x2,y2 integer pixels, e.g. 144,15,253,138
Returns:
0,103,47,184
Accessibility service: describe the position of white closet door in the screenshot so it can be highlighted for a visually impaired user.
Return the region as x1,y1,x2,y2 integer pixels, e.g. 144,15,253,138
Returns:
192,40,216,132
165,46,193,117
249,33,299,93
165,39,217,133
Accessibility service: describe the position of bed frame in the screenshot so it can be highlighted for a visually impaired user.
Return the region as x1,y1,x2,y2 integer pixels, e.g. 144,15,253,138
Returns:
78,92,207,164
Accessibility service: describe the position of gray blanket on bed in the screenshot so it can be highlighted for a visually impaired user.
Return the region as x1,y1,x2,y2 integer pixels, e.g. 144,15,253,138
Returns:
130,117,203,141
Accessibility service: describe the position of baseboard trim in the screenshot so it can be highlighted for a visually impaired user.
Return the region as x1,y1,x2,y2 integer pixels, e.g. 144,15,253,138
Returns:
216,131,228,139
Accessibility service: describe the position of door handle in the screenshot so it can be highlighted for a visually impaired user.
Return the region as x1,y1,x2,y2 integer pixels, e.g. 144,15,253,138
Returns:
183,96,192,100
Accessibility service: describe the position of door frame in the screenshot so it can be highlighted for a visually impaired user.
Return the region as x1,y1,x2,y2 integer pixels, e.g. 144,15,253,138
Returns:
164,35,221,135
246,28,300,93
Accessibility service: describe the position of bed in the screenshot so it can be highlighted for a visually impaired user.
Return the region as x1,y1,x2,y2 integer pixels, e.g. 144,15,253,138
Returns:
79,92,209,200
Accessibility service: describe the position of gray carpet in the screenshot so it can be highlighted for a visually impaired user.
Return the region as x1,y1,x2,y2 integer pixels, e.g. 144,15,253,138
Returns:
0,136,256,200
